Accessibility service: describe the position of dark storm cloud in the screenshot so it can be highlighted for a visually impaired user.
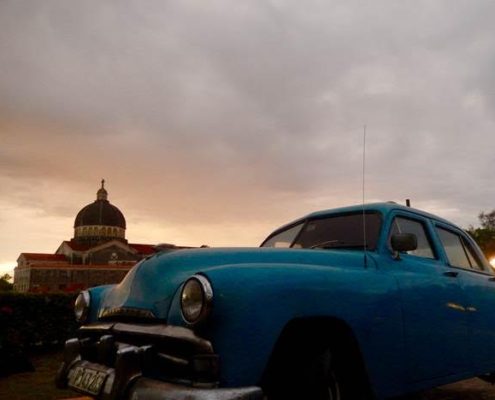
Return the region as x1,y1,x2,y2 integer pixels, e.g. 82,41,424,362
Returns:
1,0,495,240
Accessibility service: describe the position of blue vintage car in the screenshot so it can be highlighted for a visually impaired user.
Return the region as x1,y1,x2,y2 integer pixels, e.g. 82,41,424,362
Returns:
57,202,495,400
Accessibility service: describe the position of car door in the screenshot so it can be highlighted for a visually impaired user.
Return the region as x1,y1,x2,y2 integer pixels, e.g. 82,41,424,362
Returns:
434,224,495,371
383,212,469,382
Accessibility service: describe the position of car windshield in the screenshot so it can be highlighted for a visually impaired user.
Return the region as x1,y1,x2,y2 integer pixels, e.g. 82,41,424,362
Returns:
261,212,382,250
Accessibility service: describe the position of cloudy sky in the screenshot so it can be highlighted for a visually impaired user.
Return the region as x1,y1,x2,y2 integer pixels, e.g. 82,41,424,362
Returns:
1,1,495,276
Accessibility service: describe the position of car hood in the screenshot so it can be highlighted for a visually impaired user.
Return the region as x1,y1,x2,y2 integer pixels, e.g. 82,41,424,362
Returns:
98,247,371,320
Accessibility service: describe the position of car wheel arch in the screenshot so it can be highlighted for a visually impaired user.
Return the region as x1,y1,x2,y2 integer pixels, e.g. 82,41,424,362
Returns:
260,316,373,399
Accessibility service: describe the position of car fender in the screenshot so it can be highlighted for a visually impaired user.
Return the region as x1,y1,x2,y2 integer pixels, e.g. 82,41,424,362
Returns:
168,262,405,398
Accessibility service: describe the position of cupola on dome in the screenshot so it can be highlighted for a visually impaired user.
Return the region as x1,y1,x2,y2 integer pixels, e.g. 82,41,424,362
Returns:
73,180,127,245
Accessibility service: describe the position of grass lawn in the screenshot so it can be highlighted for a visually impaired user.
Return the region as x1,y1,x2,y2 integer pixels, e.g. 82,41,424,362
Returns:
0,350,86,400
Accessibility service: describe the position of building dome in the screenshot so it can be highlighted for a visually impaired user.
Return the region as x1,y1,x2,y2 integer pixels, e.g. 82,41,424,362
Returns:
73,180,126,245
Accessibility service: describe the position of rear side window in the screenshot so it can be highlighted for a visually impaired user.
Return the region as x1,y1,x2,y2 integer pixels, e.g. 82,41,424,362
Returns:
389,217,435,259
436,227,484,271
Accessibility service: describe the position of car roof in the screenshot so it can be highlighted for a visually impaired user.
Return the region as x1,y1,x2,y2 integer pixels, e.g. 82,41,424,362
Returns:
272,202,457,235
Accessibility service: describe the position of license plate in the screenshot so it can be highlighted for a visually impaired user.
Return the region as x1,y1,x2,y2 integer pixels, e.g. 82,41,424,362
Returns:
68,364,108,396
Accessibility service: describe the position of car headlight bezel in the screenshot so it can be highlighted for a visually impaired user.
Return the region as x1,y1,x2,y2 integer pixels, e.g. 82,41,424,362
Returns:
180,274,213,325
74,290,91,323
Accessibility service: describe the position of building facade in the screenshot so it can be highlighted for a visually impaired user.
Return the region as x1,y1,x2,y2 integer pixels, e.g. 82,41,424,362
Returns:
14,181,188,293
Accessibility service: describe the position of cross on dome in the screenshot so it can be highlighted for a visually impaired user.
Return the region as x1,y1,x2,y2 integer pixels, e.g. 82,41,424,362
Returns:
97,178,108,201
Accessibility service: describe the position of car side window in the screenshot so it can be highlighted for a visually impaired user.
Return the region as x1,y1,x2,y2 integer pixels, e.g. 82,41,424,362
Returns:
389,217,435,259
262,223,304,248
436,227,484,271
463,238,485,271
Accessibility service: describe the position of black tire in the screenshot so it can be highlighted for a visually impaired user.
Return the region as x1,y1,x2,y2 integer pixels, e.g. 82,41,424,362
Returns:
302,347,342,400
266,344,369,400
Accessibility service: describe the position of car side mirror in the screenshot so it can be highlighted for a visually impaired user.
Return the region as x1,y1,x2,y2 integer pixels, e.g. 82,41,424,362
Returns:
391,233,417,260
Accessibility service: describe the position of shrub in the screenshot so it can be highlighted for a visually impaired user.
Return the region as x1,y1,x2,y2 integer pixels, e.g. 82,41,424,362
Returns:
0,274,13,291
0,292,78,351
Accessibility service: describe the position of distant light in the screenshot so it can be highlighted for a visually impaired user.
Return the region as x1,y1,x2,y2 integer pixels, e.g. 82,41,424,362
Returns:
490,258,495,268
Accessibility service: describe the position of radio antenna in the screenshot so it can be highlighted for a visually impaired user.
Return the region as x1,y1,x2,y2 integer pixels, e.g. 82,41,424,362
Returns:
362,125,368,268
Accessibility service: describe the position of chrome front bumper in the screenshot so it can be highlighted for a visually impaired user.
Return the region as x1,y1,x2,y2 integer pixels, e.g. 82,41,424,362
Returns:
56,322,263,400
127,378,263,400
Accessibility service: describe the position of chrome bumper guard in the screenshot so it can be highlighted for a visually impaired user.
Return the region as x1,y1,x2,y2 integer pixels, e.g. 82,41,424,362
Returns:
56,322,263,400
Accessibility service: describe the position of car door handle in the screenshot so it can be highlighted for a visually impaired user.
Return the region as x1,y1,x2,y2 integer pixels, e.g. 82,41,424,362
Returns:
443,271,459,278
488,277,495,282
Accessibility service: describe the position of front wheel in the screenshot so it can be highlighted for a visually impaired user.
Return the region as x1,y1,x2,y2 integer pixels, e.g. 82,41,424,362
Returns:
266,344,369,400
302,347,345,400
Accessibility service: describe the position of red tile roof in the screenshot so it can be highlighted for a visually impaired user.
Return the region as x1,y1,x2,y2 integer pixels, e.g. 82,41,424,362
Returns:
30,263,134,270
129,243,157,255
21,253,67,262
63,240,91,251
64,240,156,254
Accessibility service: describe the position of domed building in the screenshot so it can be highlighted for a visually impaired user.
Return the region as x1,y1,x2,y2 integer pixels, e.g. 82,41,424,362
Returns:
13,181,191,293
73,180,127,246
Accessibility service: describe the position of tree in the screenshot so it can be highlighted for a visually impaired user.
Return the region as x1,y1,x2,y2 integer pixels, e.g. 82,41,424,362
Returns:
0,274,13,291
479,210,495,230
467,211,495,261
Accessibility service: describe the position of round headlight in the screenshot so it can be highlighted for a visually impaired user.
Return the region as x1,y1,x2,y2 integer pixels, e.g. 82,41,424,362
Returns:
181,275,213,325
74,290,90,323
